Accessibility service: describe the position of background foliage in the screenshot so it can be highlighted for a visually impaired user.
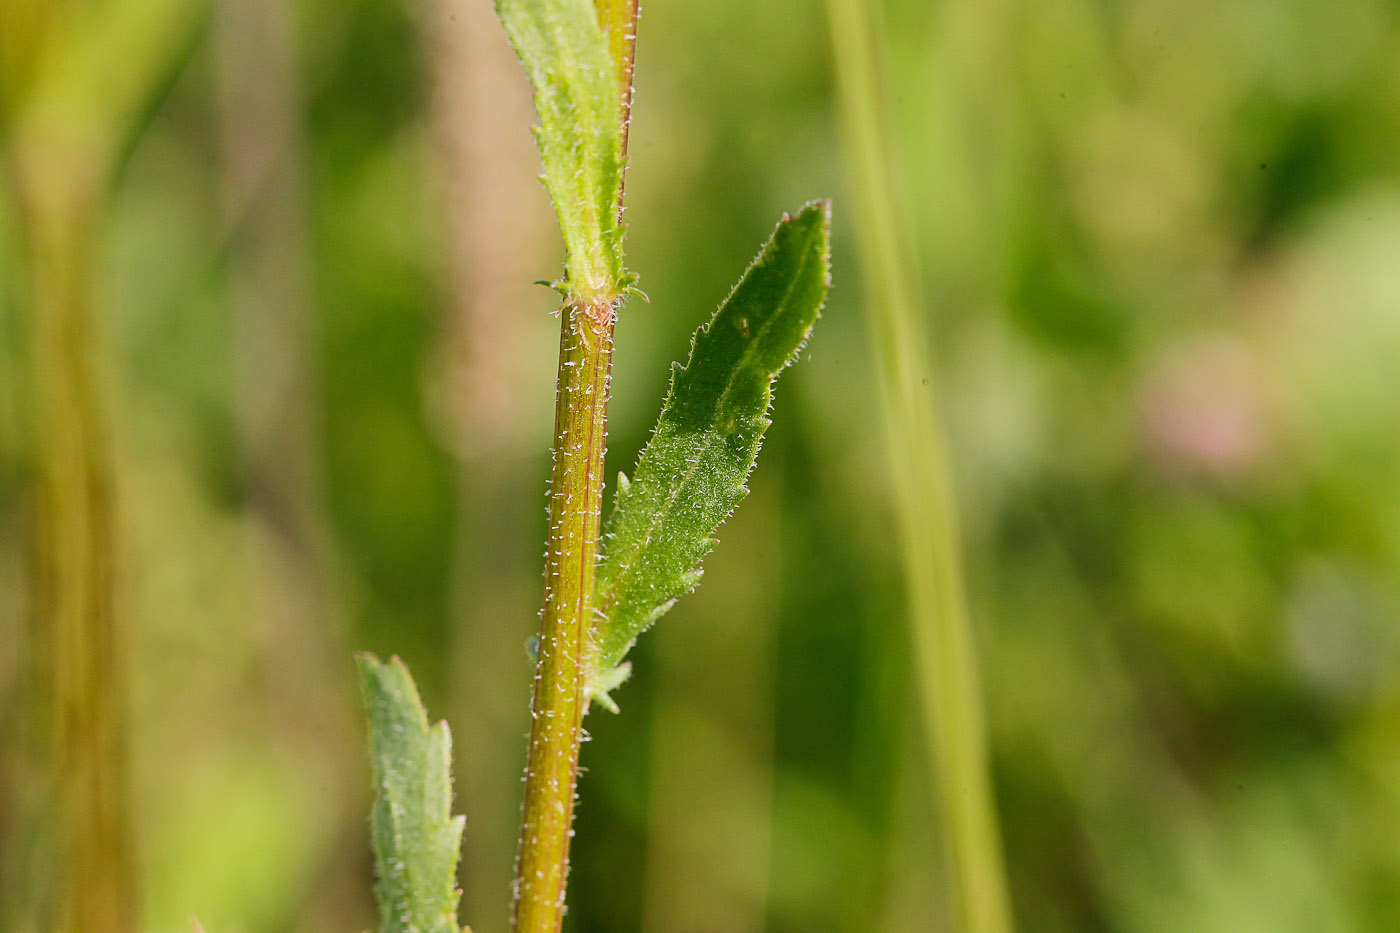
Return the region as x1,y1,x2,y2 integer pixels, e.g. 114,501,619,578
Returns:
4,0,1400,930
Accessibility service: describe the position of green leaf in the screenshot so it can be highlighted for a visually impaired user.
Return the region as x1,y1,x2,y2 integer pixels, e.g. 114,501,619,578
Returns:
496,0,626,306
358,654,467,933
589,202,831,705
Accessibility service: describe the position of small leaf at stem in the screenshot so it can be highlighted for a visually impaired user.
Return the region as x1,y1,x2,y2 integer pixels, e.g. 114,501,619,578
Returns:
589,202,831,706
495,0,626,306
358,653,467,933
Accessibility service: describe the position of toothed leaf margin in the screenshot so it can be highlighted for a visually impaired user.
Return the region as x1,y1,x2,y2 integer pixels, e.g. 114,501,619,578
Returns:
589,201,831,707
358,654,468,933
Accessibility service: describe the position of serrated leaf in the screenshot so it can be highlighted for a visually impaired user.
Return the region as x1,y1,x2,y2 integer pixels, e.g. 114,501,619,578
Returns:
495,0,625,305
589,202,831,702
358,654,466,933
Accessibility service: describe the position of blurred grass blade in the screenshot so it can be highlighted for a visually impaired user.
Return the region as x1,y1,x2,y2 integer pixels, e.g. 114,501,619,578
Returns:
5,0,202,168
824,0,1014,930
358,654,467,933
589,202,831,707
495,0,626,304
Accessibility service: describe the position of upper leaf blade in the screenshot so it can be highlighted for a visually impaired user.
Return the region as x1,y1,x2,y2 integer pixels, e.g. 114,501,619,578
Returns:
496,0,625,304
590,202,832,699
358,653,466,933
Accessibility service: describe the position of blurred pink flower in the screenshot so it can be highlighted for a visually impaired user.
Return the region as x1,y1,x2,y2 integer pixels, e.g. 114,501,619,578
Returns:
1138,335,1273,477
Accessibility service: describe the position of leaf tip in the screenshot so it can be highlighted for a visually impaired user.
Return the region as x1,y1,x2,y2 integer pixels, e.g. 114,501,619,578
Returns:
782,198,831,229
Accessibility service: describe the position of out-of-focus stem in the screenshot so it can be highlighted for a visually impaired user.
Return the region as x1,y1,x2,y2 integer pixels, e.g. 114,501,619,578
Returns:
823,0,1014,931
511,2,638,929
4,3,194,930
22,165,136,933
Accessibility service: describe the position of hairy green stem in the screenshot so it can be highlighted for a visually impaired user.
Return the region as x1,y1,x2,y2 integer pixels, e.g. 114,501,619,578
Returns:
510,2,636,929
823,0,1014,930
594,0,638,153
513,302,614,933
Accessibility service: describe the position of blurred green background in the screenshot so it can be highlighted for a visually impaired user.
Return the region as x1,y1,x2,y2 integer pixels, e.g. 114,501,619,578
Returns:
5,0,1400,930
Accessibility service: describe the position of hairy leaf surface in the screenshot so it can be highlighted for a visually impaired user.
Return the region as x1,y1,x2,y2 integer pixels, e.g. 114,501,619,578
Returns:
358,654,467,933
496,0,626,304
590,202,831,705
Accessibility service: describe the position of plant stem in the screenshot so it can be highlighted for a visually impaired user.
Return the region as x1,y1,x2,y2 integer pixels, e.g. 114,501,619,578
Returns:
823,0,1014,931
5,5,201,930
594,0,639,152
512,8,638,929
21,163,137,933
513,300,614,933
